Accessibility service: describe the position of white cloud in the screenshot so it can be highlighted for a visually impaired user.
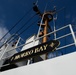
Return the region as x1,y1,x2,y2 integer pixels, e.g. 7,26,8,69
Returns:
0,19,11,43
0,27,10,40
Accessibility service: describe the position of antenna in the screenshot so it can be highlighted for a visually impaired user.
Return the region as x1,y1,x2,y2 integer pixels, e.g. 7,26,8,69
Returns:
37,2,48,39
35,0,38,5
53,6,57,40
33,2,42,17
33,3,57,59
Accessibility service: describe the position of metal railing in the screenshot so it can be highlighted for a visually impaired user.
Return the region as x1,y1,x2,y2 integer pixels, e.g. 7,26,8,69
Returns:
0,24,76,68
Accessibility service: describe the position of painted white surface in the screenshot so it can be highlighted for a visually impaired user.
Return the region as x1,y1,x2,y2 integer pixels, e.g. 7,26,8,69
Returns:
16,35,41,66
0,44,17,66
0,52,76,75
21,35,40,51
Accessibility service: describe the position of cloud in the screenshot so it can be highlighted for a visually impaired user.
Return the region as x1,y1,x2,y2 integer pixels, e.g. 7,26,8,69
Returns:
0,26,11,41
0,19,11,43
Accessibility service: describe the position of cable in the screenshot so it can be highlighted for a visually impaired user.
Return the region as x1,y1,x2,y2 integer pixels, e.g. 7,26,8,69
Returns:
0,14,36,48
0,34,16,48
8,18,39,45
36,0,38,5
14,14,37,35
37,2,48,38
19,18,39,36
0,7,32,42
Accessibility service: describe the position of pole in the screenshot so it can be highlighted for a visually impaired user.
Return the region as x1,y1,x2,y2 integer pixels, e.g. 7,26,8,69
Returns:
42,16,49,59
43,18,48,43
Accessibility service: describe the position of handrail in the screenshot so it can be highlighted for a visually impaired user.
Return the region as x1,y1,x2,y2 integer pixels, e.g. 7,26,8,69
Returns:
2,25,70,53
0,24,76,68
0,24,76,61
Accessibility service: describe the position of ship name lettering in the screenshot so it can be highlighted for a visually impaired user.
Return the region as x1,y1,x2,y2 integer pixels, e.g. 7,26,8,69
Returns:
20,50,34,58
14,55,20,60
34,44,48,53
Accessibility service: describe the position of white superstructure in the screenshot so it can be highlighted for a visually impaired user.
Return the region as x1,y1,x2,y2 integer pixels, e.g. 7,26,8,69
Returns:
0,24,75,75
0,52,76,75
21,35,40,51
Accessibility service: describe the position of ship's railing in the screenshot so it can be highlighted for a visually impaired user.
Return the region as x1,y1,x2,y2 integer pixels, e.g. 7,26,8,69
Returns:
0,24,76,68
0,35,25,68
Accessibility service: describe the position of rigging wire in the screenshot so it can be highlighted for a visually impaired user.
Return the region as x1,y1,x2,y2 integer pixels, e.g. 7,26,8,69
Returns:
0,7,32,42
0,14,38,48
35,0,38,5
18,18,39,36
7,18,39,45
37,2,48,38
13,14,37,35
46,0,54,10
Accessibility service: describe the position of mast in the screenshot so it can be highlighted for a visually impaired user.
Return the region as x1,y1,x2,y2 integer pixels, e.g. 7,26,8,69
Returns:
33,3,56,59
43,17,48,43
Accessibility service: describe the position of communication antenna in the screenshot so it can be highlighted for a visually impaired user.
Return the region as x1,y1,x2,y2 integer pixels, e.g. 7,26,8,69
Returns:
33,2,56,59
53,6,57,40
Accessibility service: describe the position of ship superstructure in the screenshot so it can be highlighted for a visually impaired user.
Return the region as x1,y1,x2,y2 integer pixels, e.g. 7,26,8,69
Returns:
0,1,76,75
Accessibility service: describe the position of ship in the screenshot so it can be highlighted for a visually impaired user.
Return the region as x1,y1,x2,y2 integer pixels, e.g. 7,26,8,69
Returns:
0,1,76,75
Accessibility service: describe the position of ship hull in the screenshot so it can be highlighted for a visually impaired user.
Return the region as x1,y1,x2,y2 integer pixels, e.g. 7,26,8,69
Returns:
0,52,76,75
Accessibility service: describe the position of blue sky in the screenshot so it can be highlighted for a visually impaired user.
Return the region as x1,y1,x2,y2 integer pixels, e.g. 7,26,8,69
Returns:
0,0,76,50
0,0,76,38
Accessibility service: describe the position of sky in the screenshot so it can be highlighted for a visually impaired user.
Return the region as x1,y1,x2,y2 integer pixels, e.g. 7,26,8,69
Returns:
0,0,76,53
